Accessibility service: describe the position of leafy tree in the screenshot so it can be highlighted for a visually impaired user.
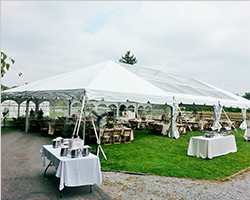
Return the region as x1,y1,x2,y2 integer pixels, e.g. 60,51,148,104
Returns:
119,51,138,65
1,51,14,77
1,51,22,77
242,92,250,100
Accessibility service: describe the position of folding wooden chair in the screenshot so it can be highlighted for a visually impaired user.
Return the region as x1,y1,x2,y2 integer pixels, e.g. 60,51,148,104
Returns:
123,128,131,143
112,128,122,144
101,129,112,145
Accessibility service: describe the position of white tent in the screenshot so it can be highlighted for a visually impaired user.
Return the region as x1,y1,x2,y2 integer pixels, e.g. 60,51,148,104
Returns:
2,60,250,138
1,61,171,105
2,60,250,108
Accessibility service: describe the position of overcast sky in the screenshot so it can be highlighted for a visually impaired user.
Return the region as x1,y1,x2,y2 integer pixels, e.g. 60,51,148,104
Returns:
1,1,250,95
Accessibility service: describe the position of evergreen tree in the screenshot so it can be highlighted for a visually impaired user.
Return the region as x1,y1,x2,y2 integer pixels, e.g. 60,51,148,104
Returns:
242,92,250,100
119,51,138,65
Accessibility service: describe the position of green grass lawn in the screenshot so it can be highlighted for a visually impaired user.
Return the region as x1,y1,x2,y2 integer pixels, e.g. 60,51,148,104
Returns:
91,129,250,180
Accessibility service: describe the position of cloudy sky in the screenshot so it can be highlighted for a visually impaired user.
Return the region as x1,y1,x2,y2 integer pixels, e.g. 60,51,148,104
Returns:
1,1,250,95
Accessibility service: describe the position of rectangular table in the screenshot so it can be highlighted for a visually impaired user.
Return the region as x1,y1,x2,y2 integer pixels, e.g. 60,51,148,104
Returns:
41,145,102,191
187,135,237,159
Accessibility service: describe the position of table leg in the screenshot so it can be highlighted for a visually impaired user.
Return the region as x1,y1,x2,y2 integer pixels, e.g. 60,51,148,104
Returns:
90,185,92,193
44,161,52,178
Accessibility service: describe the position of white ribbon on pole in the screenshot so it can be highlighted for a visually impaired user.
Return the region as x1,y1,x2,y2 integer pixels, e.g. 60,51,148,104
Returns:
170,98,180,139
212,104,222,132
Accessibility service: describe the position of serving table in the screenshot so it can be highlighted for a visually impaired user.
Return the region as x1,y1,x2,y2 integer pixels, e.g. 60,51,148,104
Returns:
187,135,237,159
41,145,102,196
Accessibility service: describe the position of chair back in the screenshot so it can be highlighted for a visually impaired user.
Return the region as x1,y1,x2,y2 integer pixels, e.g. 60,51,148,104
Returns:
113,128,122,136
103,129,113,136
123,128,131,136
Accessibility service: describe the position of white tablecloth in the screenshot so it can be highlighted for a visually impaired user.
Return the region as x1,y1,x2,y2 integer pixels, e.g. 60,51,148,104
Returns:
41,145,102,190
187,135,237,159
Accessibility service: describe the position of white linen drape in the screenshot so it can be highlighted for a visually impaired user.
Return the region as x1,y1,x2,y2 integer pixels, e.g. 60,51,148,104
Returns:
239,108,250,141
244,128,250,141
170,102,180,139
239,108,247,130
212,104,222,131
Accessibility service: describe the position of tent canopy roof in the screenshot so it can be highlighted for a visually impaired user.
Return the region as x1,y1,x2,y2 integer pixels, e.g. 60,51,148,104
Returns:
2,60,250,108
120,63,250,108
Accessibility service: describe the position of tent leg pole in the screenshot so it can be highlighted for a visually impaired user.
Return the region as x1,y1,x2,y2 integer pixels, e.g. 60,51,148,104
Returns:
82,99,86,143
17,103,21,118
68,100,72,116
170,106,173,138
25,100,30,134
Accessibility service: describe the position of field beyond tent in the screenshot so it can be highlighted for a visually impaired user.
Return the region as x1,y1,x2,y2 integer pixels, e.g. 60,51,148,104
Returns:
93,129,250,180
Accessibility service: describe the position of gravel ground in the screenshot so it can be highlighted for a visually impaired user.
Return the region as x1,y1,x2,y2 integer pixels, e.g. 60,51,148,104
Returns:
100,170,250,200
1,130,112,200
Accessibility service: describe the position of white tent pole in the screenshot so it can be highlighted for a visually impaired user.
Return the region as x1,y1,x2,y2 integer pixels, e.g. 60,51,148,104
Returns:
72,118,79,138
151,104,153,116
53,106,55,118
25,100,30,133
75,91,86,138
82,97,87,142
68,99,72,116
135,102,138,118
170,105,173,138
117,103,120,117
92,118,99,142
35,100,39,116
17,103,21,118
